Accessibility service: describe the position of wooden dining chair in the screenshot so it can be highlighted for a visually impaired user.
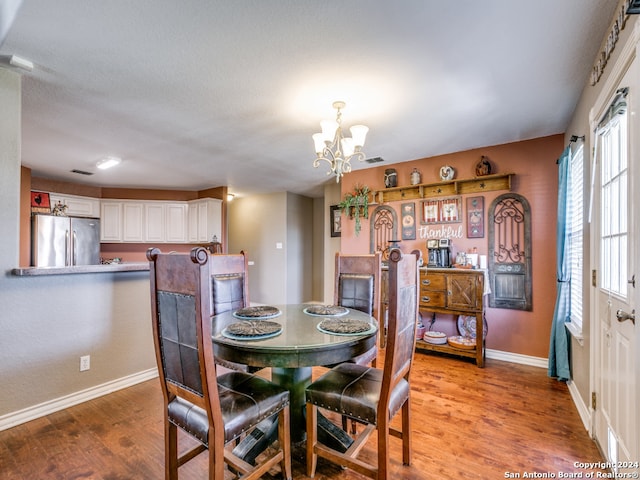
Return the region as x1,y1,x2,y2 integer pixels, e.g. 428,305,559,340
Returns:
208,251,259,373
147,247,292,480
306,249,419,480
334,252,382,433
334,252,382,367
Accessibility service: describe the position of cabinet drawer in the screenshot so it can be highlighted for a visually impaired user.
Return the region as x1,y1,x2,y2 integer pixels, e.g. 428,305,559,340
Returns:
421,274,446,290
420,291,446,307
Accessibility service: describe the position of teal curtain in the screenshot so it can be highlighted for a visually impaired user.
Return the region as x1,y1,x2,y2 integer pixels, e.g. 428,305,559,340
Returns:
548,146,571,380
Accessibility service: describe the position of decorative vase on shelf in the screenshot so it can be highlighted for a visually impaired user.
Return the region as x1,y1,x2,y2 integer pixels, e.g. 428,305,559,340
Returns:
475,156,492,176
439,165,455,181
410,168,421,185
384,168,397,188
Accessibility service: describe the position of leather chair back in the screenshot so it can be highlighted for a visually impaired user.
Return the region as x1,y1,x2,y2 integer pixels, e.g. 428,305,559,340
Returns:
147,247,221,419
333,253,382,375
208,252,249,314
334,253,381,321
208,251,258,373
380,249,419,406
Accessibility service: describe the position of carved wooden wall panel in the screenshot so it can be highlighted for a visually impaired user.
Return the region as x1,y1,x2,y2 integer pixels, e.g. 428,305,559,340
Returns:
488,193,532,311
369,205,397,262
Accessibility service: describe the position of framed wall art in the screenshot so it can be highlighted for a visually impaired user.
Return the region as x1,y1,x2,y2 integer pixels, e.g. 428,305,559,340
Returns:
466,196,484,238
30,191,51,214
401,202,416,240
330,205,342,237
421,196,462,224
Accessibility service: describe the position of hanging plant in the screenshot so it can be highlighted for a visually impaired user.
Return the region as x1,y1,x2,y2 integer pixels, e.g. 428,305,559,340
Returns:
338,184,370,236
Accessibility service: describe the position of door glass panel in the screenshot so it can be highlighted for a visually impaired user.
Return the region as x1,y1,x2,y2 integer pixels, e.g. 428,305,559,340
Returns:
599,105,628,298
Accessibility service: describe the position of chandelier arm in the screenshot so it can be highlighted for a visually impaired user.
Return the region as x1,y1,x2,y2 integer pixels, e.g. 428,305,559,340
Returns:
345,150,367,164
313,146,337,169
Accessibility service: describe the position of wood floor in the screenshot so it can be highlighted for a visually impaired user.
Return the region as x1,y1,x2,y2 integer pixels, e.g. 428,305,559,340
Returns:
0,352,605,479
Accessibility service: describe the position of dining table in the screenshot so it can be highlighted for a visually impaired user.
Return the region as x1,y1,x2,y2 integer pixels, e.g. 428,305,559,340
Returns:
210,303,378,457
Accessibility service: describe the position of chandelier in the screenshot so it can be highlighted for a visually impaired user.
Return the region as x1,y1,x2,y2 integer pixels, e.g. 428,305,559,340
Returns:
312,101,369,182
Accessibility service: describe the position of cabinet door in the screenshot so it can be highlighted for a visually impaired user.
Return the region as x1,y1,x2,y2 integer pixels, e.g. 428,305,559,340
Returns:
51,193,100,217
188,198,222,242
203,199,222,242
123,203,145,242
165,203,187,243
196,201,210,241
446,274,482,311
100,202,122,241
187,202,199,242
144,203,165,242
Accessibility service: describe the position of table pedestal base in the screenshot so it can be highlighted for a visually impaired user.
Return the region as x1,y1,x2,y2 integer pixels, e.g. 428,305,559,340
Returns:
232,366,353,463
271,366,312,442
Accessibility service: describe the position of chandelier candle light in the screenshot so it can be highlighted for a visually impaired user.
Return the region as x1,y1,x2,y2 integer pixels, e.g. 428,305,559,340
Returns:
312,101,369,182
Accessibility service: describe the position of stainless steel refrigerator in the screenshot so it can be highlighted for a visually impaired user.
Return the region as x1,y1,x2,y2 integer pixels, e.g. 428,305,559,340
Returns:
32,214,101,267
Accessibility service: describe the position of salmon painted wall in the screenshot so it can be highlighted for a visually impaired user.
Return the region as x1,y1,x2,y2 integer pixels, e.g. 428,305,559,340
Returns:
339,134,563,358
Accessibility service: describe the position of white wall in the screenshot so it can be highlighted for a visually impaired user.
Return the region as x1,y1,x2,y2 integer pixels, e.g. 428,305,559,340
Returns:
323,181,342,303
0,69,156,424
285,192,314,303
563,11,639,411
227,191,317,305
227,192,287,304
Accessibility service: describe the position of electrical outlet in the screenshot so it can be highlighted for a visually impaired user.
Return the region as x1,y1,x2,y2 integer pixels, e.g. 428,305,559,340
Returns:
80,355,90,372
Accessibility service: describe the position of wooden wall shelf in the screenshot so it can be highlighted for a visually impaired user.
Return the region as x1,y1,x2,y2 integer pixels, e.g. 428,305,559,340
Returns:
372,173,514,203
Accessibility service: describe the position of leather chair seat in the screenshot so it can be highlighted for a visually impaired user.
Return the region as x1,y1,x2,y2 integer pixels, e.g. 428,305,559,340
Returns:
305,363,409,426
168,371,290,446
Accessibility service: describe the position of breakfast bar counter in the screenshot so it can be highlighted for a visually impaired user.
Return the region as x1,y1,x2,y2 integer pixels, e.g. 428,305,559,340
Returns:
11,262,149,276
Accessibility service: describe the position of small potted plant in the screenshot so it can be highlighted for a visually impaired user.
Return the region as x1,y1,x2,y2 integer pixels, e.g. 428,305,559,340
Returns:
338,184,370,236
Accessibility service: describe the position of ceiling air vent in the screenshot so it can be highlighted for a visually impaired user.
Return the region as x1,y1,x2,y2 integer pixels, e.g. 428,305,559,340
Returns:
71,169,94,176
365,156,384,164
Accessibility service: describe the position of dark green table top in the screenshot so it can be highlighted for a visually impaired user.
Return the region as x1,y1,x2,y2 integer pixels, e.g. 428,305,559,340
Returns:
211,303,377,368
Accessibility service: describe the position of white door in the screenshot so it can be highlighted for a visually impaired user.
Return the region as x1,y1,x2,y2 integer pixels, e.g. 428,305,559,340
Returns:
592,68,638,473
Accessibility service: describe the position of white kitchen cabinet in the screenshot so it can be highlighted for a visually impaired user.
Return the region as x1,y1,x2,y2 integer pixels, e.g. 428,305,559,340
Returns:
121,203,144,242
165,203,188,243
100,201,122,241
50,193,100,218
188,198,222,243
100,198,215,244
144,203,165,242
143,202,188,243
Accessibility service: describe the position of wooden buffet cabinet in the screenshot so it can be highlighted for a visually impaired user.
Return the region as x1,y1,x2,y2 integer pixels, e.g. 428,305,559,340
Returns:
416,268,485,367
380,266,486,366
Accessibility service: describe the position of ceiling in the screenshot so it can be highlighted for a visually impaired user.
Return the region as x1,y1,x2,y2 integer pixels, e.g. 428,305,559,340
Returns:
0,0,620,198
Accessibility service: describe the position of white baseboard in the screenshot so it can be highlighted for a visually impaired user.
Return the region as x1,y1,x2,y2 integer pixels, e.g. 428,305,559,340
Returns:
0,368,158,432
567,379,592,433
486,348,548,369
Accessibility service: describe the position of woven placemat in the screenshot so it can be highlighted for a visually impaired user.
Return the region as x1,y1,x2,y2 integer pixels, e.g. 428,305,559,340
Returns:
225,320,282,337
233,305,281,319
318,318,371,334
304,304,349,316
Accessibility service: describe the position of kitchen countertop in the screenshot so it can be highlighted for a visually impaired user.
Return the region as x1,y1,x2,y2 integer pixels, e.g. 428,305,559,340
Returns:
10,262,149,276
